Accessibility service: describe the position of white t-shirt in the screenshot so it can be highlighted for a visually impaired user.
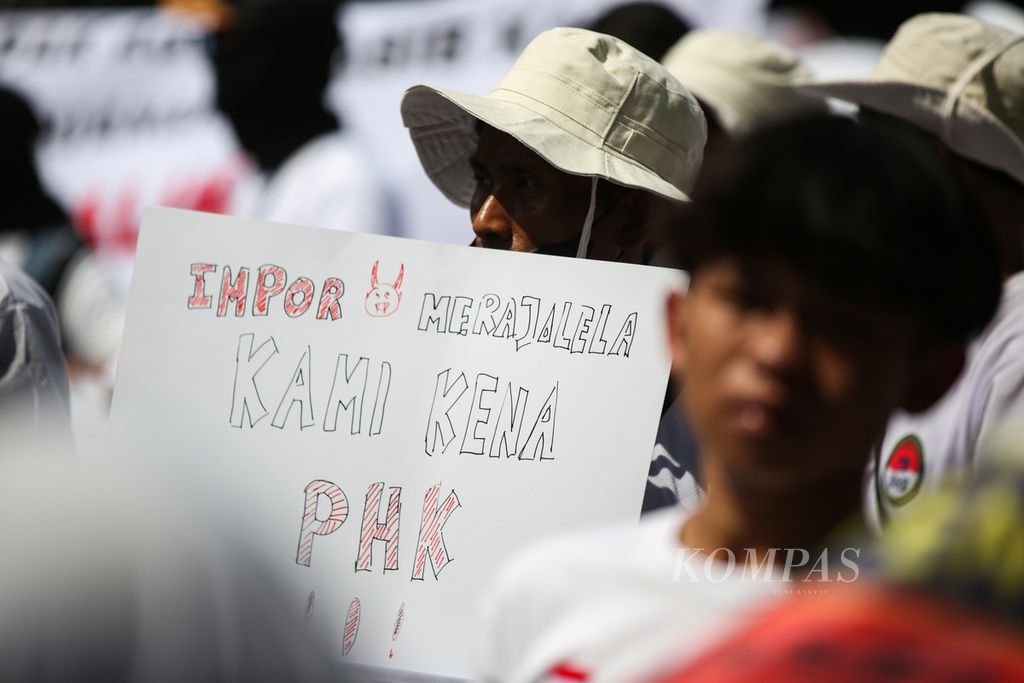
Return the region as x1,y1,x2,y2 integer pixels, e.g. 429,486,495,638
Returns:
229,132,397,236
867,271,1024,525
478,509,785,683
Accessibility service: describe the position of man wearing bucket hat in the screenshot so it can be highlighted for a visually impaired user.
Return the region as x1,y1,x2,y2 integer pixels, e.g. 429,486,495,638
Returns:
801,13,1024,527
400,27,706,261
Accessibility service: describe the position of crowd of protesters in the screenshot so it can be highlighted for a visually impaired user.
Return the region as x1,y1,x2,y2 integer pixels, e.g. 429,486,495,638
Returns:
1,1,1023,681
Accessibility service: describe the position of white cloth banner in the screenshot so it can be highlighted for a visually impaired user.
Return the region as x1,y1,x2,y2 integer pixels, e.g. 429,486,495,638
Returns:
0,9,238,261
110,207,678,678
0,0,766,257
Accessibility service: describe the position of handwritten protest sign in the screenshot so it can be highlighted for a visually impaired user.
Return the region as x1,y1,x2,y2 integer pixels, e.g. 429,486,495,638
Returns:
111,207,679,677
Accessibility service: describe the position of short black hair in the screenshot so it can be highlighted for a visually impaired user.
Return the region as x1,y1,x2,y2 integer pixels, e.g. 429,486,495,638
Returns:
587,2,691,61
669,113,1001,343
0,85,40,164
768,1,966,41
213,0,341,119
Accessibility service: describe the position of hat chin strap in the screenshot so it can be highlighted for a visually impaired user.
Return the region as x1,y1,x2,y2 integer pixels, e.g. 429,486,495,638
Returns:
941,34,1024,143
575,177,600,259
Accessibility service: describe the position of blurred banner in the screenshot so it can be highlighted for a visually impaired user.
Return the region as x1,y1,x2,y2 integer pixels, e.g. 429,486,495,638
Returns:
0,0,766,266
0,8,239,274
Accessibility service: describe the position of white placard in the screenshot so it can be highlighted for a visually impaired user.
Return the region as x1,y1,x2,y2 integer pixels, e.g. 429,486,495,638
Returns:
110,207,678,678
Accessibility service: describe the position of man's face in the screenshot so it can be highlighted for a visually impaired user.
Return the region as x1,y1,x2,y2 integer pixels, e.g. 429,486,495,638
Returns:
468,125,637,258
670,256,919,489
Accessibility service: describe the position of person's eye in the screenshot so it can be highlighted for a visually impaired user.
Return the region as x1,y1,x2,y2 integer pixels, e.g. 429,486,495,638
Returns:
817,310,884,345
515,175,540,191
471,163,493,188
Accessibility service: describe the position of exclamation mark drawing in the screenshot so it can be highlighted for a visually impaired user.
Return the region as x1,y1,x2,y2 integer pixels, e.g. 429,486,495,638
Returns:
389,602,406,659
342,598,361,656
305,591,316,625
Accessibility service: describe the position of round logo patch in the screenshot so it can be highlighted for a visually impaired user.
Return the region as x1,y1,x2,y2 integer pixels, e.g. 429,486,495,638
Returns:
882,435,925,506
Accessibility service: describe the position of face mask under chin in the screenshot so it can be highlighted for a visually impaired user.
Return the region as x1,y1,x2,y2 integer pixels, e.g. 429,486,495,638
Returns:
531,182,630,260
467,237,582,256
531,237,584,258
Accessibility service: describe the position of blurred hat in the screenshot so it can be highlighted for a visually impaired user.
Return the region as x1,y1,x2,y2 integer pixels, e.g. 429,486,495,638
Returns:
400,27,706,207
800,13,1024,185
661,30,826,136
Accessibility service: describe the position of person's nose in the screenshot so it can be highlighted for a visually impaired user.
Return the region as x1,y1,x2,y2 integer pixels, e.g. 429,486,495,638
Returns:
471,194,514,249
750,310,806,380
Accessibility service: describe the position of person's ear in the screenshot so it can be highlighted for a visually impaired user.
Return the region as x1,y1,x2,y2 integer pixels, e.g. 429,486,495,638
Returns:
900,341,966,413
666,289,688,383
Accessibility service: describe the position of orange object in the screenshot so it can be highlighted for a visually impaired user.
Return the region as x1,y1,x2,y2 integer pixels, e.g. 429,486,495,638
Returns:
648,583,1024,683
159,0,234,30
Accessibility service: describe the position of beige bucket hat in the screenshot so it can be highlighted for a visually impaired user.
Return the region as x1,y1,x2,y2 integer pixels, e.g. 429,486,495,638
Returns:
661,30,826,137
400,27,706,209
799,13,1024,185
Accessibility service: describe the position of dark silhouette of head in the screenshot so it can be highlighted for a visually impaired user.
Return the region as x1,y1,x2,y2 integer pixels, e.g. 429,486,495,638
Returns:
587,2,691,61
0,86,64,231
769,0,966,41
212,0,343,172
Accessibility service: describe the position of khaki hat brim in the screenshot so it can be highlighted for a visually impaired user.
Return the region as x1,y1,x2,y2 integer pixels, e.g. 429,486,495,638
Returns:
799,80,1024,186
401,84,691,208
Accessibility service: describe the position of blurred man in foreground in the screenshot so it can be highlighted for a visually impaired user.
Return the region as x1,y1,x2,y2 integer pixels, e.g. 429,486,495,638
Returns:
478,115,1001,683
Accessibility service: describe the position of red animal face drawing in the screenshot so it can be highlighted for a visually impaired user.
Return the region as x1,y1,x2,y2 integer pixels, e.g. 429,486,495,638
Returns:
365,261,404,317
